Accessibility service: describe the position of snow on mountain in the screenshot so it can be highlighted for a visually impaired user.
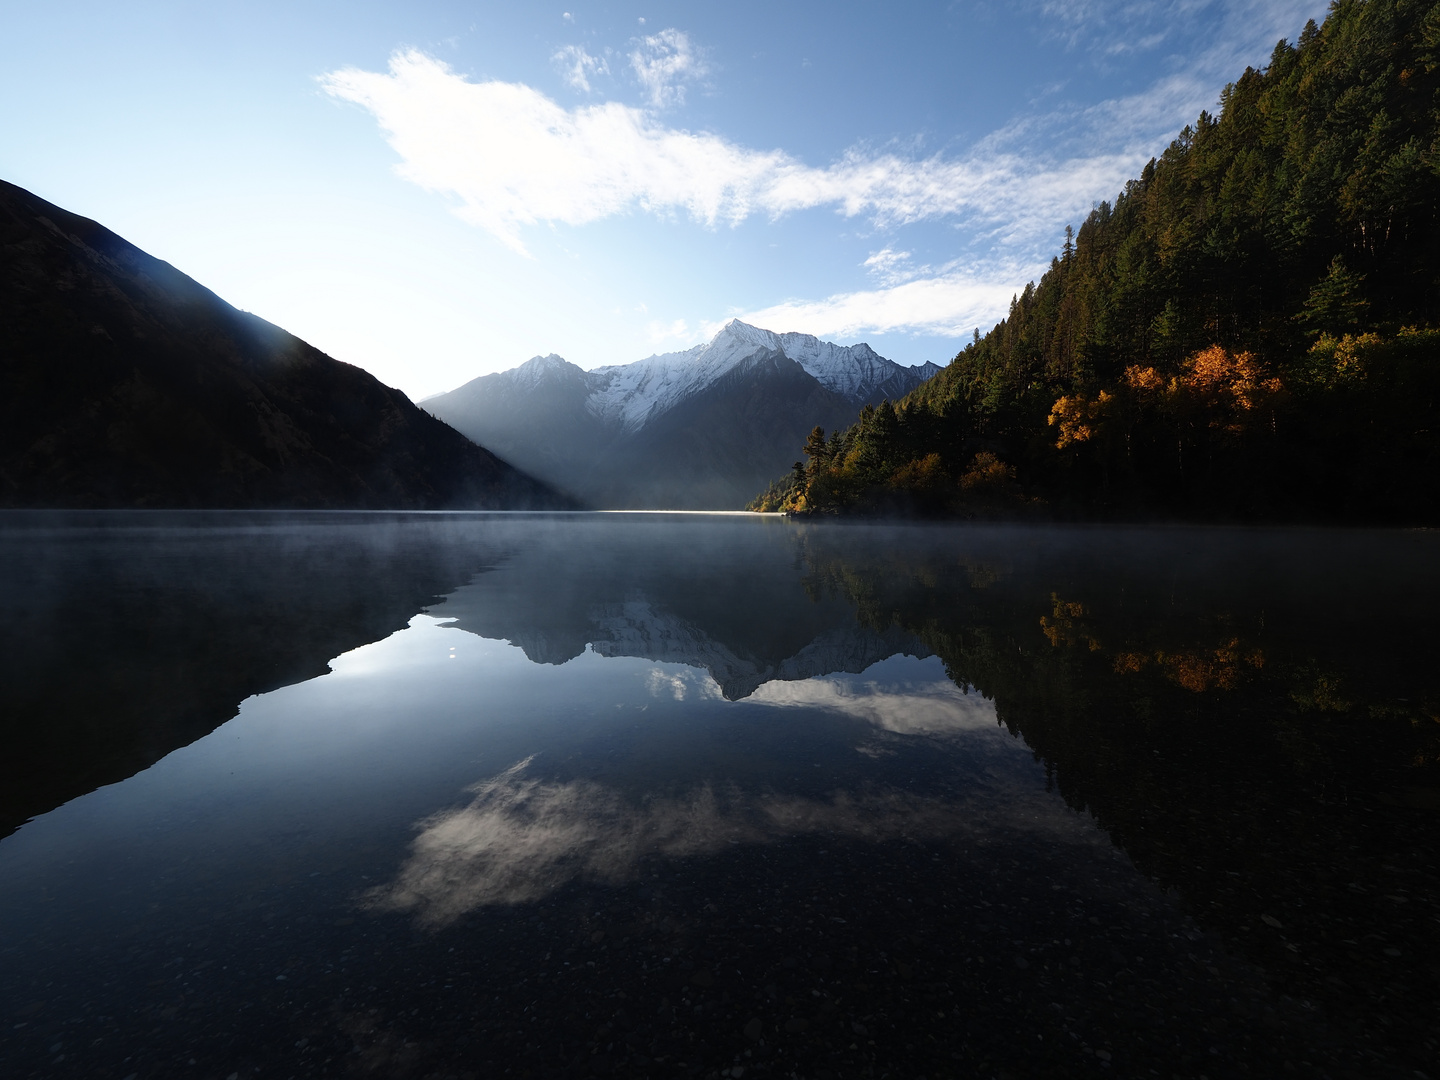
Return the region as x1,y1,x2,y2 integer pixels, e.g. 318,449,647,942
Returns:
581,320,939,432
720,320,914,401
584,322,778,432
418,352,589,408
507,353,579,391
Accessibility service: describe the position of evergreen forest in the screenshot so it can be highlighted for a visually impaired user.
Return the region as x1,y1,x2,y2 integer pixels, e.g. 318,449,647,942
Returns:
752,0,1440,521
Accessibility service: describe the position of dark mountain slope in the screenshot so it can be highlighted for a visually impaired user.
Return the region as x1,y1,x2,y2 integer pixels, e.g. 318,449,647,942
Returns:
425,353,615,499
427,349,861,509
0,180,570,508
594,349,859,508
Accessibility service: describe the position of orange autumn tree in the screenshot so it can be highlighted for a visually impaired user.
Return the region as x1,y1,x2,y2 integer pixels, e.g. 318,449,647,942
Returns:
1048,391,1115,448
1042,345,1290,503
1124,345,1286,437
1048,346,1286,451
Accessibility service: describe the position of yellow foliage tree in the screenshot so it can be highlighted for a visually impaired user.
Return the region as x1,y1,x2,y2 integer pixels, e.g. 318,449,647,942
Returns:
888,453,947,492
958,451,1019,500
1124,345,1285,434
1048,391,1114,447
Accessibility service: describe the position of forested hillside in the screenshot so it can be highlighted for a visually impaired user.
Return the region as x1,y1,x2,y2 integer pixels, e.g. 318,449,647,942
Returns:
755,0,1440,521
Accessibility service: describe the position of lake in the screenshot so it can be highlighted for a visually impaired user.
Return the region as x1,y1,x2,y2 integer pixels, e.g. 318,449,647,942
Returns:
1,512,1436,1079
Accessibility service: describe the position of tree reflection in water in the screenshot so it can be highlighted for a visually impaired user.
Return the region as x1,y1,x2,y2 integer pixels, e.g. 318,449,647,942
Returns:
795,524,1440,1068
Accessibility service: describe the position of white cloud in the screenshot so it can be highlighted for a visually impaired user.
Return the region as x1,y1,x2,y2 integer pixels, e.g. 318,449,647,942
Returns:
551,44,609,93
320,50,1142,257
629,28,707,108
319,2,1325,346
863,247,916,287
708,267,1034,343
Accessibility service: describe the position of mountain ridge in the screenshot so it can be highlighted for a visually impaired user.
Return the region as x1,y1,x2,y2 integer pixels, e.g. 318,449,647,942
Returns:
425,319,942,508
0,179,571,510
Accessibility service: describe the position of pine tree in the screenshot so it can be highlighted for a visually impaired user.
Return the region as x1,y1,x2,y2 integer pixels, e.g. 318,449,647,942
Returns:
1296,257,1369,337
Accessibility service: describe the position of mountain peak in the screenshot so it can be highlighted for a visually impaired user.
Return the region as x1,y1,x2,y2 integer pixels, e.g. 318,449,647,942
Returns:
707,321,898,391
719,317,763,334
505,352,586,391
713,319,778,349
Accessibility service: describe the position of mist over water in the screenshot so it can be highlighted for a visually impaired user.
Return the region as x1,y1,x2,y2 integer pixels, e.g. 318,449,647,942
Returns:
1,512,1436,1078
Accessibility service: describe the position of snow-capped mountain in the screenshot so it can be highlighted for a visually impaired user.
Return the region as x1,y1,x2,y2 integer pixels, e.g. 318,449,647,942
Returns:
580,320,939,433
706,320,937,402
506,353,581,392
424,320,943,509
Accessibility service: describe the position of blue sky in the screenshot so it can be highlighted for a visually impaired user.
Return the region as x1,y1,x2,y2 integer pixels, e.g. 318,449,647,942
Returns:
2,1,1328,398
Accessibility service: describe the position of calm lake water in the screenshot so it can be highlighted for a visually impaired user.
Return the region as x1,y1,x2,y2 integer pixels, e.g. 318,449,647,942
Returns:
1,512,1437,1080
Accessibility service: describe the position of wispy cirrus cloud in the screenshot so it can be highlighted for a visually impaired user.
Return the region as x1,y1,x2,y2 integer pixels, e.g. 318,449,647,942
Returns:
551,43,609,93
320,49,1142,257
1003,0,1326,158
629,28,707,108
863,247,917,287
1038,0,1210,52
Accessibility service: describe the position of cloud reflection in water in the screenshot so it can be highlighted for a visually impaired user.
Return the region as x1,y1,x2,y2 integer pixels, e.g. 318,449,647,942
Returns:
367,667,1041,927
748,672,997,736
365,759,1000,927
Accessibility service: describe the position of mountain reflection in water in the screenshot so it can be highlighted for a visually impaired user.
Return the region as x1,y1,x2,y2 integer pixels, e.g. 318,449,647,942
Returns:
0,512,1436,1080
